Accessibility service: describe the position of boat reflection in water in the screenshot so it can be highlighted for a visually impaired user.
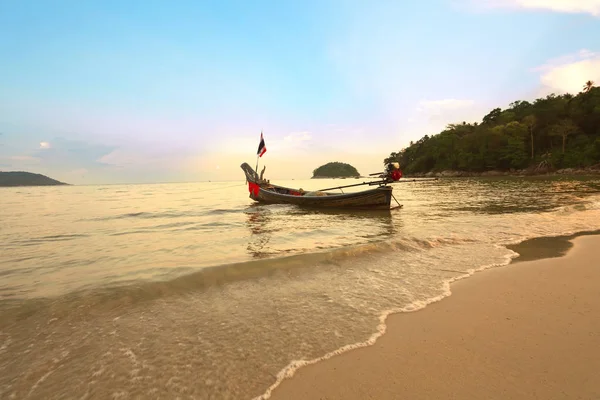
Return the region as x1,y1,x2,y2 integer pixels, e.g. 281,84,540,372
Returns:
244,203,399,260
245,204,273,259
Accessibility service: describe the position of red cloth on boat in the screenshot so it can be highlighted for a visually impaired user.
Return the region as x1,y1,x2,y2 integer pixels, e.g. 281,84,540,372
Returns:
248,182,260,196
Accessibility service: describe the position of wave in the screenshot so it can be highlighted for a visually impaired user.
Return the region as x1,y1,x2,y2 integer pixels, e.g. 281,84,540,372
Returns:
107,221,237,236
205,208,247,216
0,234,479,320
84,207,246,222
253,230,600,400
107,229,157,237
554,198,600,214
84,211,189,221
7,233,90,246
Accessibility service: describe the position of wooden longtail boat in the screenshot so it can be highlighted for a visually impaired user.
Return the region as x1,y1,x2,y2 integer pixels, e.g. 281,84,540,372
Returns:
240,162,403,210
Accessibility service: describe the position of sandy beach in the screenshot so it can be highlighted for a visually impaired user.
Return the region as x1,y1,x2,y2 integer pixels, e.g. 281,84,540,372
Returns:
269,234,600,400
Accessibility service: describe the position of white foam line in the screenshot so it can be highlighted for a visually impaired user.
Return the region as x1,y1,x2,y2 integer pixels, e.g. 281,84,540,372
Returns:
27,370,54,398
252,244,519,400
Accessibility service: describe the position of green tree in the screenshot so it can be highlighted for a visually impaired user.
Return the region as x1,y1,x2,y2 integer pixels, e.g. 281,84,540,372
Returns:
482,108,502,125
549,119,579,154
312,162,360,178
384,81,600,173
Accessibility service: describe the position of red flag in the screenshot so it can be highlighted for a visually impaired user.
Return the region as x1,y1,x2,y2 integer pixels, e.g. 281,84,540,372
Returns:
257,132,266,157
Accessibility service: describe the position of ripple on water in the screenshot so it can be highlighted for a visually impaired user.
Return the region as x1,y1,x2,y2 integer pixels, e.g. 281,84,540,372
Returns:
1,178,600,399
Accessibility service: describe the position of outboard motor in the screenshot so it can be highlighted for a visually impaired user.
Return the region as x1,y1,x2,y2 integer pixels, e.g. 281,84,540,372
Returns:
367,162,403,183
385,162,403,181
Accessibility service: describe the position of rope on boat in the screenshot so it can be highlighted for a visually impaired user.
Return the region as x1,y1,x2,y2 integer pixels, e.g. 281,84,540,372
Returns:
391,192,401,207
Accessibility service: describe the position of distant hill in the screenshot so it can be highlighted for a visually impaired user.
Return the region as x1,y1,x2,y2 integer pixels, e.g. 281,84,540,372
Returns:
0,171,68,187
312,162,360,178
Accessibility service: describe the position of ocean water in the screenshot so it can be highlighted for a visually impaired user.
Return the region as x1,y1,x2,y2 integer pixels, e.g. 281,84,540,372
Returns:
1,176,600,399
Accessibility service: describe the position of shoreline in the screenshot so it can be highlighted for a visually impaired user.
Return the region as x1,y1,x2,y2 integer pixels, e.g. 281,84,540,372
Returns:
260,232,600,400
253,243,518,400
405,166,600,178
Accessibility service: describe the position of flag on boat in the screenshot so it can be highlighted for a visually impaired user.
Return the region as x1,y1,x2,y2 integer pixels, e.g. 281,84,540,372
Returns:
257,132,267,157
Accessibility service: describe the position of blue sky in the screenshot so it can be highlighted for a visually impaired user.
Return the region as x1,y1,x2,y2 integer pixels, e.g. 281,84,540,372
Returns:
1,0,599,183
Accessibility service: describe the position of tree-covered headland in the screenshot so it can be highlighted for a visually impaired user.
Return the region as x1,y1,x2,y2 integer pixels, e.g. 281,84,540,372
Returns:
312,162,360,178
385,81,600,176
0,171,68,187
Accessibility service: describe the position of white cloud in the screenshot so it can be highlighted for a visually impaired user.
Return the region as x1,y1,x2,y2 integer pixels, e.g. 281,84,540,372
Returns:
535,49,600,94
39,141,51,149
415,98,480,124
532,49,597,72
224,131,315,156
284,131,312,142
472,0,600,16
406,98,488,141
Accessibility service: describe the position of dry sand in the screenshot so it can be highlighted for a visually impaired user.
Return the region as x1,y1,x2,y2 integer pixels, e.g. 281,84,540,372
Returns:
269,235,600,400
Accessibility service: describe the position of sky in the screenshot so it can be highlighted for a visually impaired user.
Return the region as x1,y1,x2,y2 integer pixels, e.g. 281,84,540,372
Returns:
1,0,599,184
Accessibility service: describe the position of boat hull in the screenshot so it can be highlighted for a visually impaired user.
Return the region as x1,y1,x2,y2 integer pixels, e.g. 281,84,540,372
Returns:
251,185,393,209
240,162,395,210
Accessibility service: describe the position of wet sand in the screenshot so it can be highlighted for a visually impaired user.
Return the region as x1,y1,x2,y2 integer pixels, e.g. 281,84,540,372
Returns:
269,235,600,400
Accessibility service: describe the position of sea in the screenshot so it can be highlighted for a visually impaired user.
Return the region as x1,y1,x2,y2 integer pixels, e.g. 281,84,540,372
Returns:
1,175,600,399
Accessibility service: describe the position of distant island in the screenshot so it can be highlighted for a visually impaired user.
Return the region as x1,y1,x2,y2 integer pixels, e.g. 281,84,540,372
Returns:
0,171,68,187
384,81,600,177
312,162,360,179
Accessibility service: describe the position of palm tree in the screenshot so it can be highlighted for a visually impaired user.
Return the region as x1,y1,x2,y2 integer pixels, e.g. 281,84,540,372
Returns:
583,80,595,93
523,115,537,159
550,119,579,154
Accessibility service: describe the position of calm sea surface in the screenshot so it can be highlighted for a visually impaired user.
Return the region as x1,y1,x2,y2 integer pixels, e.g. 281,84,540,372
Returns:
2,176,600,399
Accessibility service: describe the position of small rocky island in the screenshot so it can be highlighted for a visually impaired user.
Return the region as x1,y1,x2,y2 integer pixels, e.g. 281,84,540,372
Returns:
0,171,68,187
312,162,360,179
